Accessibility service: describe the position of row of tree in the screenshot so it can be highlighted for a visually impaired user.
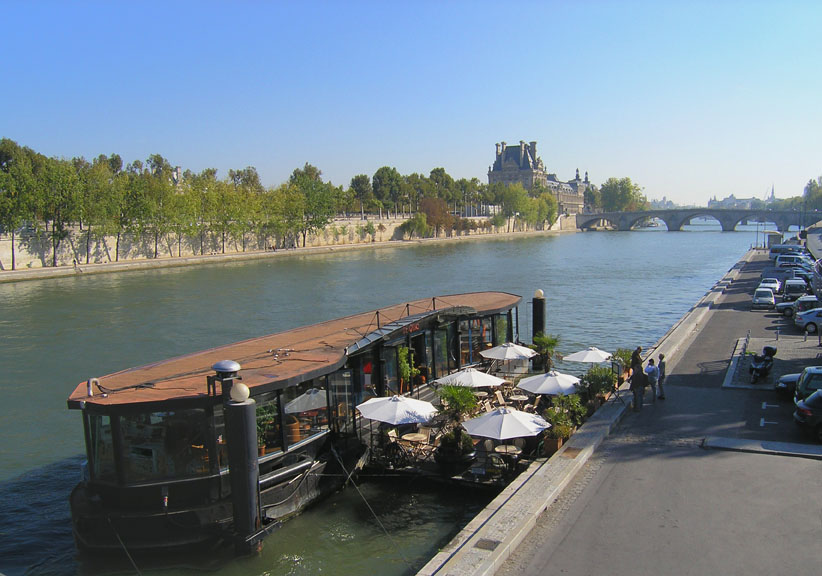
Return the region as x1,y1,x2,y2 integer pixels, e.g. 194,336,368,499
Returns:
2,139,573,270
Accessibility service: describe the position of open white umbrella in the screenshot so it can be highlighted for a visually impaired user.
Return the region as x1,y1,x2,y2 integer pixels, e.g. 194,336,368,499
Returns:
480,342,538,361
517,371,580,396
285,388,328,413
462,406,550,440
432,367,507,389
563,346,612,363
355,396,437,426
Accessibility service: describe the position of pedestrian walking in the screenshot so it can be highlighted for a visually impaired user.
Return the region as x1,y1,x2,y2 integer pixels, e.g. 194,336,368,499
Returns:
657,354,666,399
630,346,645,411
644,358,659,403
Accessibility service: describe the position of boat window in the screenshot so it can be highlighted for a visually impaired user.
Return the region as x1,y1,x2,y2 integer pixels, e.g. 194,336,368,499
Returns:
120,409,210,483
460,317,493,365
256,392,283,456
88,414,116,482
328,370,353,435
381,347,399,395
433,327,449,379
494,313,509,346
282,379,330,447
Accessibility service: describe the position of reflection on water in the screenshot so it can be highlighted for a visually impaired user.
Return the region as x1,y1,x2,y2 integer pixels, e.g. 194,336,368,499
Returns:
0,226,767,575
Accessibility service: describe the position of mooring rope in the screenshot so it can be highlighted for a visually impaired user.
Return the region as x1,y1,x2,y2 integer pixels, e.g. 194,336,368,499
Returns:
329,445,417,573
107,516,143,576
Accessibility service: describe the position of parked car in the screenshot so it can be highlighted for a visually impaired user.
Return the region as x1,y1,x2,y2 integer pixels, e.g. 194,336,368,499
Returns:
794,366,822,403
776,254,813,268
782,278,808,301
793,389,822,442
794,307,822,332
752,288,776,310
776,372,801,395
776,294,819,317
758,278,781,295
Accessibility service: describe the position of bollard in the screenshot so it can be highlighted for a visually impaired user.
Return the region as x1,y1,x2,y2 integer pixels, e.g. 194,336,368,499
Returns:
532,289,546,339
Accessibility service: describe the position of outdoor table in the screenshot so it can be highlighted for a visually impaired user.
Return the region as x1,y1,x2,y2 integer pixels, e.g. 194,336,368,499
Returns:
494,444,522,472
507,394,528,407
473,391,489,398
401,432,429,460
494,444,522,456
401,432,427,443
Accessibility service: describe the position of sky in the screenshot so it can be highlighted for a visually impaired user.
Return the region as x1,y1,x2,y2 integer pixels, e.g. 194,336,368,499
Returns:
2,0,820,206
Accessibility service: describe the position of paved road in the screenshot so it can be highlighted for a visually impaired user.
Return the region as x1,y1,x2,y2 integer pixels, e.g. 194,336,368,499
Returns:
498,252,822,576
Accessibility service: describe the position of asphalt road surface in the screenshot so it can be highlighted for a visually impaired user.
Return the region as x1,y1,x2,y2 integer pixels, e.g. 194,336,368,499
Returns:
498,252,822,576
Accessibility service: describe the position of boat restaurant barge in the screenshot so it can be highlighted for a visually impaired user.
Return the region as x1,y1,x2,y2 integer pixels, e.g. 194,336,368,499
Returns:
67,291,522,554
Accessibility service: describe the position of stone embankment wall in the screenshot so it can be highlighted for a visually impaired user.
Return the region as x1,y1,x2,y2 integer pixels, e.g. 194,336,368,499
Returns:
0,215,573,271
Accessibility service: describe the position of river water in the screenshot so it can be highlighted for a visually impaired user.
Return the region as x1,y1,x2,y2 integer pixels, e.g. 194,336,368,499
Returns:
0,223,769,575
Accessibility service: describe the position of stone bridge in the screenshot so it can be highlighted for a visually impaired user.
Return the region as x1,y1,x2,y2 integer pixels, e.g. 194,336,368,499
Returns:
575,208,810,232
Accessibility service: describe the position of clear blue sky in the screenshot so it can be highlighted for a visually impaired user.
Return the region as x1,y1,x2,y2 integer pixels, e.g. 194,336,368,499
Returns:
2,0,820,205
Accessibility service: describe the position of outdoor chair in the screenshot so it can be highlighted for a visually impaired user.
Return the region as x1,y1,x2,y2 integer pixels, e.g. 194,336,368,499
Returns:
494,390,507,407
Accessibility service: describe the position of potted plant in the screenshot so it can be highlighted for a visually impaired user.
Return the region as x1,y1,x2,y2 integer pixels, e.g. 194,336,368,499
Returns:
256,418,269,456
397,346,420,394
529,332,561,372
579,365,617,406
434,385,478,473
542,406,574,455
434,427,476,474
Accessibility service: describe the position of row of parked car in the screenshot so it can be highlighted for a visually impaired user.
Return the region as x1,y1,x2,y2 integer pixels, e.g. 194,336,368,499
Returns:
754,245,822,442
751,247,818,311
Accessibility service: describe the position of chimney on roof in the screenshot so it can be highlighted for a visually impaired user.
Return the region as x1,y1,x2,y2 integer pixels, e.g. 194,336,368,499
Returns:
520,141,526,166
530,141,537,162
496,143,500,157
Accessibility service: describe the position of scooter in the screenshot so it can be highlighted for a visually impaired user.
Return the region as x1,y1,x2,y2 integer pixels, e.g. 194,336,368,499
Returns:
749,346,777,383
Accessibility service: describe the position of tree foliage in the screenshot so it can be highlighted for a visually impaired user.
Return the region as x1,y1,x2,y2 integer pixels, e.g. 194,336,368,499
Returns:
599,177,647,212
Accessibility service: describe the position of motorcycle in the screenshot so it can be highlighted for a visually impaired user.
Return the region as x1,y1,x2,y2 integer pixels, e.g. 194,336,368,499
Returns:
749,345,777,383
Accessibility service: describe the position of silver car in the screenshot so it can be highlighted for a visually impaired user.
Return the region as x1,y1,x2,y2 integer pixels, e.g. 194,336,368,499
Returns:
795,307,822,333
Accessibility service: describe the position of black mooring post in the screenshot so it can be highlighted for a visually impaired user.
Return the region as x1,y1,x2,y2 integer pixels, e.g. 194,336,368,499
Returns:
225,396,261,555
532,289,546,340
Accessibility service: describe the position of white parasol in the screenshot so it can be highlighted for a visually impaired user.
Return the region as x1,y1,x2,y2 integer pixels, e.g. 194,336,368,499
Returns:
355,395,438,426
563,346,612,364
480,342,538,361
462,406,550,440
517,371,580,396
284,388,328,413
432,367,507,389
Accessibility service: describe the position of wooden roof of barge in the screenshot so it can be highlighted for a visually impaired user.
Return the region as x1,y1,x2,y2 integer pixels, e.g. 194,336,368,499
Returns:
67,291,522,410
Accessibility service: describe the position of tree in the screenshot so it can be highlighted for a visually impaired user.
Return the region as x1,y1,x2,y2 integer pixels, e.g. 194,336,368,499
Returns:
289,163,336,247
35,157,81,266
584,184,601,212
350,174,373,217
429,167,456,212
0,139,36,270
372,166,402,216
599,177,647,212
499,183,530,232
190,168,219,255
420,197,452,237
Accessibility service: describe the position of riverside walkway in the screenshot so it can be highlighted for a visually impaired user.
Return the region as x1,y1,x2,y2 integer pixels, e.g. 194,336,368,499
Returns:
420,246,822,576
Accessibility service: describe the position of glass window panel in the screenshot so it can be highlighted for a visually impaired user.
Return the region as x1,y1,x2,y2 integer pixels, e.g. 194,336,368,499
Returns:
255,392,283,456
281,378,329,446
328,370,353,434
89,414,116,482
120,409,210,483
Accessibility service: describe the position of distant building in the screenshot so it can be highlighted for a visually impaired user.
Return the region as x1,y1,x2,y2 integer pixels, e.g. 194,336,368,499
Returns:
487,141,586,214
707,187,776,210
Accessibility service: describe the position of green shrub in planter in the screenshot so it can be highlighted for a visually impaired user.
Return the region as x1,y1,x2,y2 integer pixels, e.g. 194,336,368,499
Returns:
580,365,616,398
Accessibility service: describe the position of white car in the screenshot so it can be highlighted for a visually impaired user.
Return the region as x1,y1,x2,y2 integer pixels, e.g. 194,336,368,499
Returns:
758,278,781,294
752,288,775,310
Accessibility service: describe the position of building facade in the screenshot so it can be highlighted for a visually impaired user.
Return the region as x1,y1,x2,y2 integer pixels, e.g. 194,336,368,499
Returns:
487,141,587,214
